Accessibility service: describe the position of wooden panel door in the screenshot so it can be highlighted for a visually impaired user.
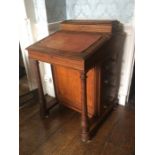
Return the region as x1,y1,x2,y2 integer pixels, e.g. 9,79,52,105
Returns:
53,65,97,117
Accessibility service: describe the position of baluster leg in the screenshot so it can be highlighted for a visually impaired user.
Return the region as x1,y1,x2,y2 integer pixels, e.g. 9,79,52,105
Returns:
80,72,89,142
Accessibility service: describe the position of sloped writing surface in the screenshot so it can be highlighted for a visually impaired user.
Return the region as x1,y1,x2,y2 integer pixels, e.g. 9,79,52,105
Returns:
39,31,102,53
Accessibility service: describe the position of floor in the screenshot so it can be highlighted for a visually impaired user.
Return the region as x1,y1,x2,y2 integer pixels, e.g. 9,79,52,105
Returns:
20,97,135,155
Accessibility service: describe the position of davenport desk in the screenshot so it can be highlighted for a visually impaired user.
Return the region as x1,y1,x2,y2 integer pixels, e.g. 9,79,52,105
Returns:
27,20,120,142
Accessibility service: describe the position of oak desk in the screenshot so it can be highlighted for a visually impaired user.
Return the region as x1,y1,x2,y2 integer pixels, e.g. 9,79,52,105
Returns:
27,20,119,142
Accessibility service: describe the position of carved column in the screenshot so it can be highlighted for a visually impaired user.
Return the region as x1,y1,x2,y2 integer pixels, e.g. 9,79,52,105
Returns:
33,60,48,118
80,72,89,142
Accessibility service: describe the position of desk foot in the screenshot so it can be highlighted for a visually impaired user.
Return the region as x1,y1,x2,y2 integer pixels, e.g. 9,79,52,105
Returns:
44,114,49,118
89,102,116,138
81,132,90,142
41,97,58,118
40,109,49,119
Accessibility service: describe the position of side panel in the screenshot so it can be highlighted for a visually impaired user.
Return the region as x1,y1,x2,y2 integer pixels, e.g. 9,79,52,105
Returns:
53,65,96,117
98,55,118,114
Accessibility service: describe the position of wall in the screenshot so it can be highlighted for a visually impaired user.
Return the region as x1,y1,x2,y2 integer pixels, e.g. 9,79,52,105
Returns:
32,0,56,96
45,0,66,23
66,0,134,23
21,0,55,96
118,25,135,105
66,0,135,105
21,0,65,97
19,0,35,90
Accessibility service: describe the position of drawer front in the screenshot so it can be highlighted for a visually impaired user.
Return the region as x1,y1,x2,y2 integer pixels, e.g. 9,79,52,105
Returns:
100,56,118,109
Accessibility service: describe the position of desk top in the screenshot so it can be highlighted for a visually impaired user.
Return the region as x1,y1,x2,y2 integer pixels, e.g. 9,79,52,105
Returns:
27,20,118,71
27,31,110,59
36,31,102,53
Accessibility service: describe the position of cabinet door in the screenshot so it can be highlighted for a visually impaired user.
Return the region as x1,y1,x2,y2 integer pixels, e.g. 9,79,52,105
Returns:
53,65,97,117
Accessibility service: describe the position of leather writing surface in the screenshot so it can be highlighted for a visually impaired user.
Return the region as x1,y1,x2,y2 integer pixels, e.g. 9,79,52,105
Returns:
39,31,102,53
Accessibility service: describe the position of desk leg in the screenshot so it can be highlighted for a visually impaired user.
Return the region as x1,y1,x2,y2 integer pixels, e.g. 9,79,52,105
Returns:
80,72,89,142
50,65,58,99
33,60,48,118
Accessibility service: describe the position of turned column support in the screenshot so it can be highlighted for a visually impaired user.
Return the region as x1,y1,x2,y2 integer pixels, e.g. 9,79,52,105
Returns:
33,60,48,118
80,72,89,142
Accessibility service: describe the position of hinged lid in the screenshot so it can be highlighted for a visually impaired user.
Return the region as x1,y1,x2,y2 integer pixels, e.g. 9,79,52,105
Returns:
27,20,118,60
35,31,102,53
